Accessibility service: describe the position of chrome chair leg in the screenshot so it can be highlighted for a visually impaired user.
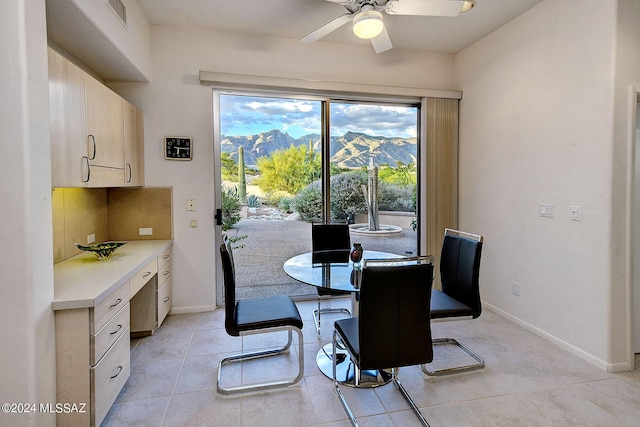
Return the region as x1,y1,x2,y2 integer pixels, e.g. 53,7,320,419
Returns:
332,331,430,426
421,337,485,377
217,326,304,395
392,368,430,426
313,303,351,336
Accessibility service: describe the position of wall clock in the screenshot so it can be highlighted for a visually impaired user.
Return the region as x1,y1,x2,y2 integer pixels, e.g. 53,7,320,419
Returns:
165,137,192,160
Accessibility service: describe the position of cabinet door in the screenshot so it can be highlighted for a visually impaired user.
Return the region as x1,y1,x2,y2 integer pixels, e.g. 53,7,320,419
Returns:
123,100,145,186
85,75,124,171
48,48,87,187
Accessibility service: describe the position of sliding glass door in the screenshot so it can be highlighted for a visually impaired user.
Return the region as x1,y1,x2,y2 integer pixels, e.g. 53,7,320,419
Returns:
214,91,420,304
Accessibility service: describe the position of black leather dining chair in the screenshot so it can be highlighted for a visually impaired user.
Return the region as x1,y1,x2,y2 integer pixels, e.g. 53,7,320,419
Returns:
423,228,485,377
311,222,352,336
217,234,304,394
333,256,434,427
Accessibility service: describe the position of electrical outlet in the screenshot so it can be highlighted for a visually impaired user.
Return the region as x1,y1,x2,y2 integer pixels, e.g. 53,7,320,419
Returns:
539,203,554,218
512,282,521,296
187,199,196,211
87,234,96,244
139,227,153,236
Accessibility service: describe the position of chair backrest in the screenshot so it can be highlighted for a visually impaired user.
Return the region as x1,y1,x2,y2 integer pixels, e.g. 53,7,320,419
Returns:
440,229,483,318
219,235,239,335
311,222,351,264
357,257,434,370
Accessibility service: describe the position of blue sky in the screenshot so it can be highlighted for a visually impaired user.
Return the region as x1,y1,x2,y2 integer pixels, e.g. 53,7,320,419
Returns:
219,94,417,139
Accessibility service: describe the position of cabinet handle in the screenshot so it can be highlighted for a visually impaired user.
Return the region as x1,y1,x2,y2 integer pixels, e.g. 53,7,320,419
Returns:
162,270,170,276
88,135,96,160
163,297,170,303
82,156,90,182
110,365,123,379
110,324,123,335
109,298,123,308
126,163,132,183
143,271,152,278
162,254,170,259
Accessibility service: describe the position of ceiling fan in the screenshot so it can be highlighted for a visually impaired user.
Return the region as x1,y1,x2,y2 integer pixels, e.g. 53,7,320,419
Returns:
299,0,475,53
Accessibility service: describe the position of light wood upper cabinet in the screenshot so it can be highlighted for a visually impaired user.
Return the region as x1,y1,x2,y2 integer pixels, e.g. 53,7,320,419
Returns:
48,48,87,187
123,100,145,186
48,47,144,188
85,75,125,171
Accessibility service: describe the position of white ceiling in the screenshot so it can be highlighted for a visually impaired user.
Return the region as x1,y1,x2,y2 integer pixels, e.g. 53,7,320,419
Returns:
137,0,543,54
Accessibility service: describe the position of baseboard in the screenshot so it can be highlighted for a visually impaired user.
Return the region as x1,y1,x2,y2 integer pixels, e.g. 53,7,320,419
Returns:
483,302,631,373
168,304,217,315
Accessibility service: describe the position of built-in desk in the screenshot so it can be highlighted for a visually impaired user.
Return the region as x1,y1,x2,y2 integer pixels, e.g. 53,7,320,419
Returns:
53,240,172,426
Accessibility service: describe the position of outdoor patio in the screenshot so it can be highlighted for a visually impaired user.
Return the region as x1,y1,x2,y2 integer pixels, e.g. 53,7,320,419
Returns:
225,217,418,300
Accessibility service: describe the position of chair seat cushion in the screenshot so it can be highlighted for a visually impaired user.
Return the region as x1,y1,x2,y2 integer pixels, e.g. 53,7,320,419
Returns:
235,295,303,333
334,317,360,362
430,289,474,319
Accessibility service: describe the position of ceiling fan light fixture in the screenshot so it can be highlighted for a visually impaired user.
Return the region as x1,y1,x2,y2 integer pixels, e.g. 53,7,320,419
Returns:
352,10,384,40
461,1,476,13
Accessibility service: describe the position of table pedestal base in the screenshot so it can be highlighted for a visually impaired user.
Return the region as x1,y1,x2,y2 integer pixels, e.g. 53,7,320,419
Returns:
316,343,391,388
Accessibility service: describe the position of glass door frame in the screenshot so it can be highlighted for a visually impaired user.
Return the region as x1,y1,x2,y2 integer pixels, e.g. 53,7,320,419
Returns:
213,88,423,306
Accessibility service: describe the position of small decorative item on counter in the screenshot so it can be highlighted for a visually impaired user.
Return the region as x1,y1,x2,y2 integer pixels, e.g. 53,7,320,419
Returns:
350,242,363,269
74,241,127,261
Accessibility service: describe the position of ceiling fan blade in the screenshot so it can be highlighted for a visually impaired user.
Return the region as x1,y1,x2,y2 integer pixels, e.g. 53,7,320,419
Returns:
385,0,464,17
371,26,392,53
299,13,353,43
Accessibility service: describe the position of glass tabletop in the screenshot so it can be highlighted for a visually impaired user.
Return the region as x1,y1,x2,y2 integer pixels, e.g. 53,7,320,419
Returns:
283,250,403,292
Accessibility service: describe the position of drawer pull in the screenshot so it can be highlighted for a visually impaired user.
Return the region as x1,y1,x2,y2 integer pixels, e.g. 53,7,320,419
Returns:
162,254,170,259
109,298,123,309
110,365,123,379
142,271,152,278
163,297,170,303
110,324,123,335
162,270,170,276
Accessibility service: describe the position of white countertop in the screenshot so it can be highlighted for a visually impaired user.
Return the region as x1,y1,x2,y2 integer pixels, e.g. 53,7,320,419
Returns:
53,240,173,311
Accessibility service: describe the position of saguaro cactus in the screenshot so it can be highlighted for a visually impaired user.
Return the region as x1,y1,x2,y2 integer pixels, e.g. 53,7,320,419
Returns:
238,146,247,204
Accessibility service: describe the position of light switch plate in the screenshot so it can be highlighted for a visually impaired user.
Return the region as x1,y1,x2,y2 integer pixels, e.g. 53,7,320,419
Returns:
139,227,153,236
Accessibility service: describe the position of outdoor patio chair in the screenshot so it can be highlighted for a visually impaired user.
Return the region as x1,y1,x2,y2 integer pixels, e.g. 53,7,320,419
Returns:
217,234,304,394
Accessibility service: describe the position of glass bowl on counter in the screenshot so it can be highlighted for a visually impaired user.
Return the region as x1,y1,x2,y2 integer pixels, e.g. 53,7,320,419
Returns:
74,241,127,261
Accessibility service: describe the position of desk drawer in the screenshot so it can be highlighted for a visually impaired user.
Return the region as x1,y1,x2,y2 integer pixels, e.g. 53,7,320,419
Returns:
91,302,129,365
158,261,171,287
130,258,157,297
92,283,128,334
157,276,171,327
158,245,172,269
92,327,130,426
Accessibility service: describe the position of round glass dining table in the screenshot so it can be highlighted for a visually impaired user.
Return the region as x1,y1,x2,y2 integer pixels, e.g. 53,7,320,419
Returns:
283,250,403,388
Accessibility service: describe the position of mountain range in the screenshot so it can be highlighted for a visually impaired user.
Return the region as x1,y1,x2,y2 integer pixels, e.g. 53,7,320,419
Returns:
221,129,417,169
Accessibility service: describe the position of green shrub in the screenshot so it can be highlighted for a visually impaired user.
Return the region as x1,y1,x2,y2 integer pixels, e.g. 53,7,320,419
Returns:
378,182,416,212
263,190,291,207
278,196,294,213
329,171,368,220
291,181,322,222
246,194,261,208
221,187,242,231
253,144,320,194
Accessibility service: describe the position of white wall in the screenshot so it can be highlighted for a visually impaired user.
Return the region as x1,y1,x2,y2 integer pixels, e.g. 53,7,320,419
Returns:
110,25,456,312
455,0,627,369
0,0,56,425
612,0,640,364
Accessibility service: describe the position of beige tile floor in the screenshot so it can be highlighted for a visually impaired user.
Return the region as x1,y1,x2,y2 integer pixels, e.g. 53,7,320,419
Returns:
103,300,640,426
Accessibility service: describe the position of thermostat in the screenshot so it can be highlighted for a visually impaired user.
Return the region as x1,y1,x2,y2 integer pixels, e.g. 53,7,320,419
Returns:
165,137,192,160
